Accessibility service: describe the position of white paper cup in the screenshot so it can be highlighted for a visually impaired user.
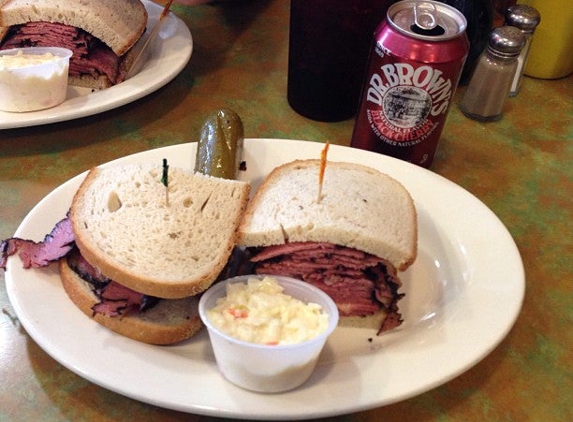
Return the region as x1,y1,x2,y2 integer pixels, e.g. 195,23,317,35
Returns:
199,275,339,393
0,47,72,112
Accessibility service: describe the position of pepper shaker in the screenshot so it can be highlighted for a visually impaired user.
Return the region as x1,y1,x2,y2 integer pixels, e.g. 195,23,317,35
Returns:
505,4,540,96
459,26,525,122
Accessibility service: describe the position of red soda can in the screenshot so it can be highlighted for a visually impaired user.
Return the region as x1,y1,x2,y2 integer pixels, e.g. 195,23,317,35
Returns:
350,0,469,168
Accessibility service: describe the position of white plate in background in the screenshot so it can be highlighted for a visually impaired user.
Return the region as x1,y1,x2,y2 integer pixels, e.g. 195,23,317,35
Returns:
0,0,192,130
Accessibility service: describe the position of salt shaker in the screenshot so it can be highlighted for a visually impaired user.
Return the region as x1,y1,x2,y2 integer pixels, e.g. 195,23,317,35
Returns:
459,26,525,122
505,4,540,96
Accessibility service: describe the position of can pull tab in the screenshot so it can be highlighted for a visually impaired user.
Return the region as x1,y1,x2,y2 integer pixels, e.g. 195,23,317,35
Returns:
414,2,437,30
412,2,445,36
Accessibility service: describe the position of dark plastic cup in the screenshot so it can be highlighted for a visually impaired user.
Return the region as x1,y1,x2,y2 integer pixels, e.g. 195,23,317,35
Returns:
287,0,393,122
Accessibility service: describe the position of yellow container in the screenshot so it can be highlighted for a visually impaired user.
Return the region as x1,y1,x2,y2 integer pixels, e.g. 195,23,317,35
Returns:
520,0,573,79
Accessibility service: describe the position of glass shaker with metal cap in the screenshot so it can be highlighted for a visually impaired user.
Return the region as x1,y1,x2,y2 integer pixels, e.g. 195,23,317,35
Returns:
505,4,540,96
459,25,525,122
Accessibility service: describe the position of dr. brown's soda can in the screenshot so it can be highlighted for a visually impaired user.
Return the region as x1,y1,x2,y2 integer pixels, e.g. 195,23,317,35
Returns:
350,0,469,168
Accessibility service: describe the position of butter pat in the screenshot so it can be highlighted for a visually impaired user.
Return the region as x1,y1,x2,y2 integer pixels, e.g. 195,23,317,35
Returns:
0,47,72,112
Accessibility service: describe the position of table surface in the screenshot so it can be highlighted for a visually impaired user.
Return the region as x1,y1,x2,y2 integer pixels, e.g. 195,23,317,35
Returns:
1,1,571,421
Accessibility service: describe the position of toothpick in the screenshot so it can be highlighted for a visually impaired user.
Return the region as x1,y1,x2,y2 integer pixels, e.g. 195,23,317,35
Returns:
317,141,330,203
161,158,170,206
126,0,174,79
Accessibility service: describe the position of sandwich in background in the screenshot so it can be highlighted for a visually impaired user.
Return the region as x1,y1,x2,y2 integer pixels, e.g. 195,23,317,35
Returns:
0,0,148,88
238,159,418,334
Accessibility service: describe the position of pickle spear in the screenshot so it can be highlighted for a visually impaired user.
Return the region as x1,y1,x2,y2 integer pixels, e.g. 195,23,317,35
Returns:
195,108,244,179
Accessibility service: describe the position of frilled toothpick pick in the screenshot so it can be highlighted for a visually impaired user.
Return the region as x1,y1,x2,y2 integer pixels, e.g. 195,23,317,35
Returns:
317,141,330,203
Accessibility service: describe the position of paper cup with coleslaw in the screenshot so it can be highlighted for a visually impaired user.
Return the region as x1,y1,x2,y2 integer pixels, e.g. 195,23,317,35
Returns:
199,274,339,393
0,47,72,112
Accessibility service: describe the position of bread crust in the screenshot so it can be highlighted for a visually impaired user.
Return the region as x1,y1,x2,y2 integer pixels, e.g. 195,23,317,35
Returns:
59,259,202,345
338,311,389,330
238,159,418,271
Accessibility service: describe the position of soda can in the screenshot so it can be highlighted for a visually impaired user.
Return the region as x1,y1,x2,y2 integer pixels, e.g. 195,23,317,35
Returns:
350,0,469,168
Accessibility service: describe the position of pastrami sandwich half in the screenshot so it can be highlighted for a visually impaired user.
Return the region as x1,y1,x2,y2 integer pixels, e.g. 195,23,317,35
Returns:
62,163,250,344
0,0,148,88
237,159,417,334
1,163,250,345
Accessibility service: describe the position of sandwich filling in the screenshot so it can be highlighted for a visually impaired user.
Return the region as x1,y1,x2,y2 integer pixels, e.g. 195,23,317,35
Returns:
0,214,158,317
247,241,404,334
1,22,129,86
66,246,160,317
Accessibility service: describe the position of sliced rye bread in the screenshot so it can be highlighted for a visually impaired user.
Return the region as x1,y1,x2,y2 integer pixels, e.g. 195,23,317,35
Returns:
238,159,417,271
70,163,250,299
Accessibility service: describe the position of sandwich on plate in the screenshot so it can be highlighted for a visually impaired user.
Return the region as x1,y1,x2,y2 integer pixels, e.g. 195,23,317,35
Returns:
2,163,250,344
238,159,418,334
0,0,148,88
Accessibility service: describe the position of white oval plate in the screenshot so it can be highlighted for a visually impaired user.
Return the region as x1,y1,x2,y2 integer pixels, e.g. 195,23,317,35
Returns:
0,0,192,130
5,139,525,420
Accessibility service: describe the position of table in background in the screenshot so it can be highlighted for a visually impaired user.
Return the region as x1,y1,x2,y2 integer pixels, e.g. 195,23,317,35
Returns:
1,1,571,421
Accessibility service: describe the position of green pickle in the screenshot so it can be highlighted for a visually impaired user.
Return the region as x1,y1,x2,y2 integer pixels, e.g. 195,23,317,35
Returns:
195,108,244,179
